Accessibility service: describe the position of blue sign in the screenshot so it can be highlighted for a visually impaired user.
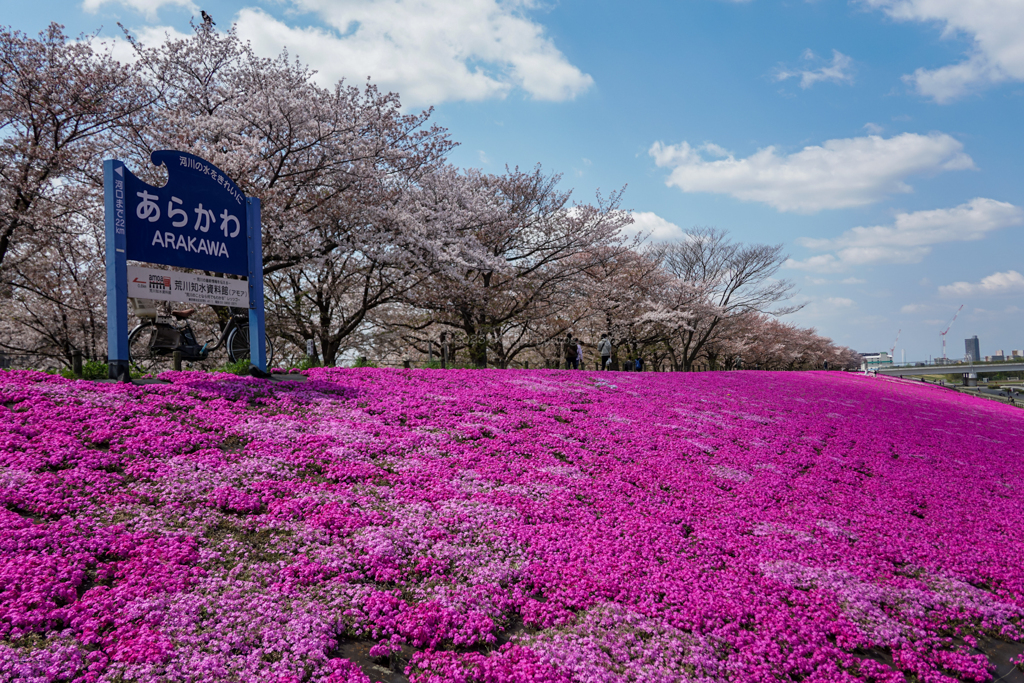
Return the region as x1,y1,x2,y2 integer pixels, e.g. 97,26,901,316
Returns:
123,151,248,276
104,151,266,380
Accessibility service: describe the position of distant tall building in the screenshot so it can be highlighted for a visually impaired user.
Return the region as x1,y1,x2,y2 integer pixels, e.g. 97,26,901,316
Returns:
966,336,980,362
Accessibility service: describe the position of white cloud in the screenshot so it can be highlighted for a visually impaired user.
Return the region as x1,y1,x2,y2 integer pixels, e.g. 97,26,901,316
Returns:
971,304,1021,318
865,0,1024,102
863,122,884,134
649,133,973,214
700,142,732,158
785,254,841,272
900,303,930,313
233,1,593,106
83,0,195,19
775,49,855,88
804,276,867,284
939,270,1024,297
825,297,856,308
794,198,1023,267
625,212,687,242
904,54,1006,103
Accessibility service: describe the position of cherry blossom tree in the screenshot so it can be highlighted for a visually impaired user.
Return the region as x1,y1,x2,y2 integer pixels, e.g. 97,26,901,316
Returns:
262,165,502,366
401,166,633,368
0,24,149,271
661,227,800,371
0,209,107,364
126,23,452,269
713,313,858,371
570,245,714,370
0,24,151,361
116,22,488,361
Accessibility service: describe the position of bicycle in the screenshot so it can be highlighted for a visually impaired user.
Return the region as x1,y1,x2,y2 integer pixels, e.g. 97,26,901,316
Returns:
127,299,274,372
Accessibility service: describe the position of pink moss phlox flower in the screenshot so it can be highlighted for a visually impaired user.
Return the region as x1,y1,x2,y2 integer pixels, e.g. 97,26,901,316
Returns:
1,368,1023,681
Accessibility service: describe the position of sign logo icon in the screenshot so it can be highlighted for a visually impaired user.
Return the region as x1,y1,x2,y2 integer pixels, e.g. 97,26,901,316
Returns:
146,274,171,292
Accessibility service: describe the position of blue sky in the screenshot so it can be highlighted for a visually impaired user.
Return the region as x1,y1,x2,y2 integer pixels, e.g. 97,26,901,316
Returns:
9,0,1024,360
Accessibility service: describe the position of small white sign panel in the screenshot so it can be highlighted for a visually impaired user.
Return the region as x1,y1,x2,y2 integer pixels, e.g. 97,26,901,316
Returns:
127,265,248,308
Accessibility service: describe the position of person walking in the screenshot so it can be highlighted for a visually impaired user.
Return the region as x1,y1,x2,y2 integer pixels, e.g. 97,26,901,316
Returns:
576,339,584,370
562,333,577,370
598,333,612,370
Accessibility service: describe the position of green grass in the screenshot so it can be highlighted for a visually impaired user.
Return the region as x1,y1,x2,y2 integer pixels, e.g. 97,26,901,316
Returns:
294,356,321,371
60,360,109,380
210,358,252,375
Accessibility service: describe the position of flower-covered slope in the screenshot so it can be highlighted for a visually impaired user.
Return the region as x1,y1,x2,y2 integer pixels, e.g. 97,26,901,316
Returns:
1,369,1023,683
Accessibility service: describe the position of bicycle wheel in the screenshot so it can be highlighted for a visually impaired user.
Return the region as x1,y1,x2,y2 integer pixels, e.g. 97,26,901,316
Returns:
227,325,275,367
127,323,162,374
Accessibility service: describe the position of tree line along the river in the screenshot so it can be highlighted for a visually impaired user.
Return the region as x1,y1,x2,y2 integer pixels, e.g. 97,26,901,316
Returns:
0,22,861,373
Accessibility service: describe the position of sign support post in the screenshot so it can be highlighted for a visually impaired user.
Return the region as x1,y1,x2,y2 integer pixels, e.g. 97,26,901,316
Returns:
104,160,130,381
246,197,267,371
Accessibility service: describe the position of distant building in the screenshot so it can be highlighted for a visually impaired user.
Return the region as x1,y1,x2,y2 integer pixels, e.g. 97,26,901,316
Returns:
1012,349,1023,359
965,336,980,362
860,352,892,371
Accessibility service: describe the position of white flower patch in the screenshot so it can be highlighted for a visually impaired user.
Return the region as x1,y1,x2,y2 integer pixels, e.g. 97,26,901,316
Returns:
710,465,751,482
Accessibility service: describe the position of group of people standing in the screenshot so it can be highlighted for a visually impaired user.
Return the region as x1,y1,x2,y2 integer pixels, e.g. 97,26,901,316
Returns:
562,332,619,370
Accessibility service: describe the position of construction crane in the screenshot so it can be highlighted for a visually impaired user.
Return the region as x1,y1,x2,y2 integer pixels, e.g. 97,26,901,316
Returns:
940,305,963,361
890,329,901,361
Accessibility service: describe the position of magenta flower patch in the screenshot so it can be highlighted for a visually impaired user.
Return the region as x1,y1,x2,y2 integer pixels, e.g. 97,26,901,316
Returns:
1,369,1022,682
